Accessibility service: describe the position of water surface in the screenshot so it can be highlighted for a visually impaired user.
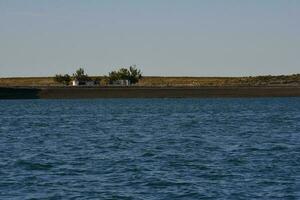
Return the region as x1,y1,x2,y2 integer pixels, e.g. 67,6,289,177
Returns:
0,98,299,199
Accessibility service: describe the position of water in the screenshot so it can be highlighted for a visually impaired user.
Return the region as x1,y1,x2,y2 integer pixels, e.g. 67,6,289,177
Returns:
0,98,299,199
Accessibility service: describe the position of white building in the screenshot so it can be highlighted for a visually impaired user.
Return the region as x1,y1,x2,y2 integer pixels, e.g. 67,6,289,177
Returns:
72,80,79,86
72,80,96,86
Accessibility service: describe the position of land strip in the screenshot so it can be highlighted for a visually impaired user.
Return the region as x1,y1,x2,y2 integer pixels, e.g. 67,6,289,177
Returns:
1,75,300,87
1,75,300,99
1,86,300,99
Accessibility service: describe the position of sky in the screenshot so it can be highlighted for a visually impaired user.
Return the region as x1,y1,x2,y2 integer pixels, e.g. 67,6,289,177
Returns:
0,0,299,77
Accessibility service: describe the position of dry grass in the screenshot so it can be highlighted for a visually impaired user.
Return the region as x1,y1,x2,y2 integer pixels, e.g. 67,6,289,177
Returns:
0,77,56,86
0,74,300,87
138,77,240,86
138,75,300,86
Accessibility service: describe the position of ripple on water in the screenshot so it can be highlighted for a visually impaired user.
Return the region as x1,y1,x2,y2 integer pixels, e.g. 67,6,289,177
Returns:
0,98,299,199
15,159,54,171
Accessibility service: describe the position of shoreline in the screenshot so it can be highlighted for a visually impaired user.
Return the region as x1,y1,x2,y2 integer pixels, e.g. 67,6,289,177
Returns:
1,86,300,99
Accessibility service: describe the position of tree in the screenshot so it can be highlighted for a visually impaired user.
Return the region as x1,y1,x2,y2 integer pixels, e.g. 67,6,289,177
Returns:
54,74,71,85
72,68,91,82
108,70,120,83
128,65,142,84
118,68,130,80
108,65,142,84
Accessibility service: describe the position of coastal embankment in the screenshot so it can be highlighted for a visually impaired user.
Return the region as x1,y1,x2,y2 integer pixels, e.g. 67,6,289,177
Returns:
1,86,300,99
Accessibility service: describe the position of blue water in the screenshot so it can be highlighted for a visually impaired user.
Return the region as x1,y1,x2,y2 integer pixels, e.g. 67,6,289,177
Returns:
0,98,300,199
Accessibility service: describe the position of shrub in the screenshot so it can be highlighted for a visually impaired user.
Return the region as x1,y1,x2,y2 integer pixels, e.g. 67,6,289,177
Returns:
72,68,91,82
108,65,142,84
54,74,71,85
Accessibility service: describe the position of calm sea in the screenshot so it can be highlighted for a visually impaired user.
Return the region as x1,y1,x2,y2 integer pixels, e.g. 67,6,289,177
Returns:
0,98,299,199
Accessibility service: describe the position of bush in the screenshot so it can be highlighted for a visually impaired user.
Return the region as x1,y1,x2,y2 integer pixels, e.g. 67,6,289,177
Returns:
73,68,91,82
54,74,71,85
108,65,142,84
101,76,110,85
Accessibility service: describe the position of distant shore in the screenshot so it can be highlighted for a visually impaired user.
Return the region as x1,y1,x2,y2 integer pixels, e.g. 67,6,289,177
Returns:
1,75,300,99
1,86,300,99
1,74,300,87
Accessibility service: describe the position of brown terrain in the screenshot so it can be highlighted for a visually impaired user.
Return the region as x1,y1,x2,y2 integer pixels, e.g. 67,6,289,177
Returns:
1,75,300,87
0,75,300,99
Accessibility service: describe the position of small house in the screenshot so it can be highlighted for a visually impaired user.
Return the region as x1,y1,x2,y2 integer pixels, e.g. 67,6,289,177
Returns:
72,80,96,86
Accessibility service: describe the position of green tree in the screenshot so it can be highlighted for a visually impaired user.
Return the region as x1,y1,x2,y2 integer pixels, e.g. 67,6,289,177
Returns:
118,68,130,79
54,74,71,85
108,65,142,84
108,70,120,83
128,65,142,84
72,68,91,82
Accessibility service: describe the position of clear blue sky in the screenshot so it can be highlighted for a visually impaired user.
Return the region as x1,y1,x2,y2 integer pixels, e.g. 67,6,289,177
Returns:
0,0,299,77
